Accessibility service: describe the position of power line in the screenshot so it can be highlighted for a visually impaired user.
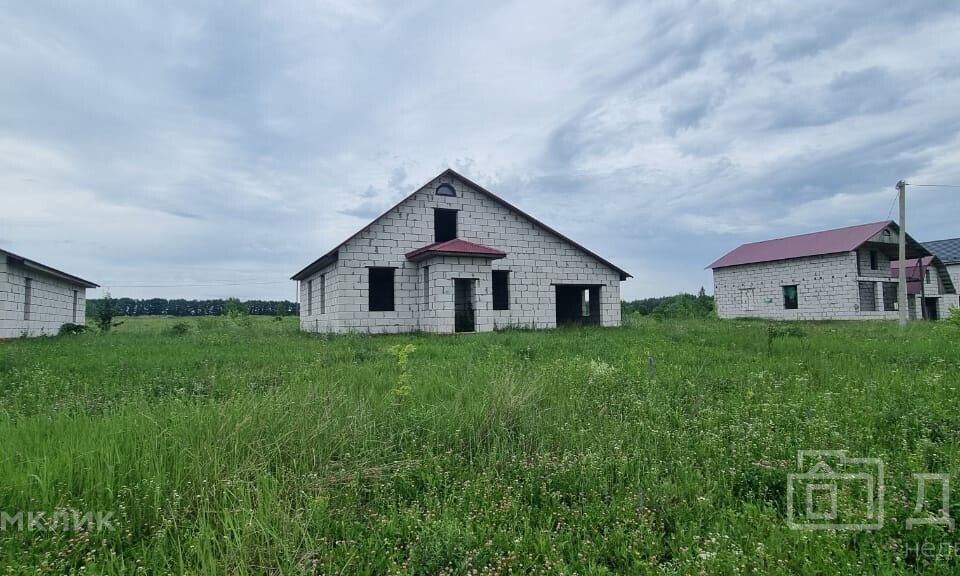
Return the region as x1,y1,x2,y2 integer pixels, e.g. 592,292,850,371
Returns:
98,280,291,288
906,183,960,188
884,188,899,221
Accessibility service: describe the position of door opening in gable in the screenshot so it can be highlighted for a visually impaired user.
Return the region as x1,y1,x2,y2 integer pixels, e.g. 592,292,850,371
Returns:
434,209,457,242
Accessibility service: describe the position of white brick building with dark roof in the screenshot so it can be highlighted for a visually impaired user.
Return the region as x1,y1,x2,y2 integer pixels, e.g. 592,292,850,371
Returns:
1,248,98,338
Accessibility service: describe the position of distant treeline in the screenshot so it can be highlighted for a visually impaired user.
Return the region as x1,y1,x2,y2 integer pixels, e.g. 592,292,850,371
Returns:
622,290,715,319
86,298,300,317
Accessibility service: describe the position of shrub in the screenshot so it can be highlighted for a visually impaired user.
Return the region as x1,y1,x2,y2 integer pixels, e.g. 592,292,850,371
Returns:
948,306,960,328
58,323,88,336
224,297,247,320
95,292,122,332
168,322,191,336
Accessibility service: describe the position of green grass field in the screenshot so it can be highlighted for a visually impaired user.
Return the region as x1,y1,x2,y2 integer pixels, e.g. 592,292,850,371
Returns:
1,316,959,574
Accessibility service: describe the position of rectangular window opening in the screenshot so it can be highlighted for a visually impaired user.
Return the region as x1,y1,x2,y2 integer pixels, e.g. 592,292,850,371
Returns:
24,278,32,321
492,270,509,310
782,285,798,310
72,290,78,323
320,274,326,314
423,266,430,309
306,280,313,315
858,281,877,312
882,282,897,312
434,208,457,243
369,267,395,312
869,250,878,270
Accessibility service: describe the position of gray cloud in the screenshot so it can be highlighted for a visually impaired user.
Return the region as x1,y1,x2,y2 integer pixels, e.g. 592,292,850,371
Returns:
1,1,959,300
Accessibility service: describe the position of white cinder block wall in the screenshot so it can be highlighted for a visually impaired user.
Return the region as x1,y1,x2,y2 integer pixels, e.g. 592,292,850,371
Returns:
944,265,960,314
299,174,623,333
299,262,339,334
714,251,904,320
1,262,87,338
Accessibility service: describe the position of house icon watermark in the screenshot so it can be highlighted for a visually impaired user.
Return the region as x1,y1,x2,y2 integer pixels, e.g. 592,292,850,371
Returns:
786,450,884,531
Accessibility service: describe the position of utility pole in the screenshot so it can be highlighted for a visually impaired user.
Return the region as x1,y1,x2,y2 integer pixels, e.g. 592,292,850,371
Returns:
897,180,907,327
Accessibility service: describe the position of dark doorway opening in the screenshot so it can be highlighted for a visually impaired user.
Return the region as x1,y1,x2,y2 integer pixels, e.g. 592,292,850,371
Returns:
555,285,601,326
924,297,939,320
454,278,475,332
434,208,458,242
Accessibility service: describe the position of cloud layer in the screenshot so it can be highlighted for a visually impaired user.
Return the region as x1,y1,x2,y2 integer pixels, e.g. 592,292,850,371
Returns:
2,1,959,299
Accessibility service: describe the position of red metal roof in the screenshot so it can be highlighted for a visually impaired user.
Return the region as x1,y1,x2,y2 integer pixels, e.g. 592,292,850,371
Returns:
890,256,935,281
890,256,958,295
405,239,507,261
709,221,895,269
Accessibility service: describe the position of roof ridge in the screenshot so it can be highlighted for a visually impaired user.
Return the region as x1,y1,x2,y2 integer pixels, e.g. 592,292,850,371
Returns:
292,168,631,280
736,220,893,247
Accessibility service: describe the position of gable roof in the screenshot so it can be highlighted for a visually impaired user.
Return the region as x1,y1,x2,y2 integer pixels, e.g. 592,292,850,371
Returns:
1,248,99,288
405,239,507,262
709,221,928,269
923,237,960,264
292,168,631,280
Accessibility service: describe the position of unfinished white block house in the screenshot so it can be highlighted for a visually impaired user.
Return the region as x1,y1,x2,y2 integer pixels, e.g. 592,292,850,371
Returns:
710,221,956,320
889,256,957,320
923,237,960,314
292,169,630,334
1,248,98,338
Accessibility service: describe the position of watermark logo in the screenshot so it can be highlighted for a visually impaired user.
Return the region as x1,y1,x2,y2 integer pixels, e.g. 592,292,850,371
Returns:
0,510,114,532
907,473,954,531
787,450,884,531
786,451,956,533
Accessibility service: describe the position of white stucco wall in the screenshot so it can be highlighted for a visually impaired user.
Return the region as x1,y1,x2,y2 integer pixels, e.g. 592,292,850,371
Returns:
713,251,904,320
1,261,88,338
299,173,623,334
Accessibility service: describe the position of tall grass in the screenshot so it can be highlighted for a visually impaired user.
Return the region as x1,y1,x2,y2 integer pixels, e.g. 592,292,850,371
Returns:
0,315,958,574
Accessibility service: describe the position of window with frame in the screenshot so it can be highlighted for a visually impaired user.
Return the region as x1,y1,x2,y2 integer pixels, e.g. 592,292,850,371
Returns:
782,285,798,310
434,208,457,243
492,270,509,310
436,183,456,197
369,267,395,311
869,250,878,270
24,278,32,320
72,290,78,323
925,269,931,284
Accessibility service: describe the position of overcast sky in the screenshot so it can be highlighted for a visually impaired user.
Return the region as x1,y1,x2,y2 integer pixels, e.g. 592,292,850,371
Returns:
2,1,959,301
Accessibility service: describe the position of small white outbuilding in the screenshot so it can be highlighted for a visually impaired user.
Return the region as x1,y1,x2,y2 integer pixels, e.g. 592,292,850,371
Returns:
1,248,99,338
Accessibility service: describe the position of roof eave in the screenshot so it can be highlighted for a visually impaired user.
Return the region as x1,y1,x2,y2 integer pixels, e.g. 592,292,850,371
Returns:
406,250,507,262
3,252,99,288
291,250,339,281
